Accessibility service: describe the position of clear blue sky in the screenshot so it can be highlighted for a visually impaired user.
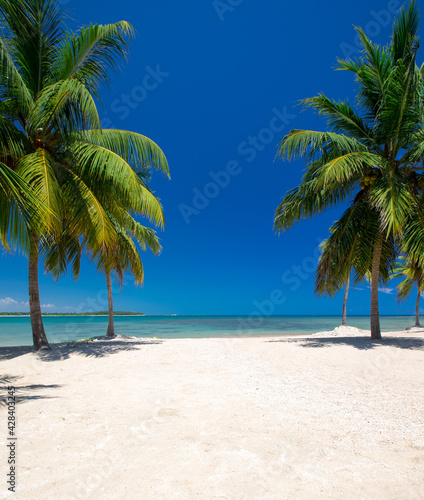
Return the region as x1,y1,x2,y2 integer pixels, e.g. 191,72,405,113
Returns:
1,0,422,316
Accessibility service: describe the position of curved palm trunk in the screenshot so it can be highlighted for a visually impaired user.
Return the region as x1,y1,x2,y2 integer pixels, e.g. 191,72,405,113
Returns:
342,274,350,326
106,271,115,337
415,286,421,327
370,237,383,340
29,240,50,350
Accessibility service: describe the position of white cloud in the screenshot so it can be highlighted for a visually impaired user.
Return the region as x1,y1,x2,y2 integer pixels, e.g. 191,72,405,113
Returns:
352,287,394,295
0,297,30,311
42,304,56,309
0,297,18,305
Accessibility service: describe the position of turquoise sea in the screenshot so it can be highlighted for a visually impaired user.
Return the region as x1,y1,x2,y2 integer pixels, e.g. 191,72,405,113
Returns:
0,315,418,347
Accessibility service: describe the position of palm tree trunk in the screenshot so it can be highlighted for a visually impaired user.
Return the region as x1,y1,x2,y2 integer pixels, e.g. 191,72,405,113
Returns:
342,274,350,326
106,271,115,337
415,286,421,326
29,239,50,350
370,237,383,340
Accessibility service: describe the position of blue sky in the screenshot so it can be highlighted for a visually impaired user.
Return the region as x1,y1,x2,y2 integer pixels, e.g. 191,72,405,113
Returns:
1,0,422,317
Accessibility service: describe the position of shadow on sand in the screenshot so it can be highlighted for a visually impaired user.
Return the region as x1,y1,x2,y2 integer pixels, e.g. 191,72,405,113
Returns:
267,336,424,351
0,337,163,363
0,374,61,405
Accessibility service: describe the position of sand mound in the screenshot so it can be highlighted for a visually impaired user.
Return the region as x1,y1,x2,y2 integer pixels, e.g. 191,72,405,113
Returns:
312,325,366,337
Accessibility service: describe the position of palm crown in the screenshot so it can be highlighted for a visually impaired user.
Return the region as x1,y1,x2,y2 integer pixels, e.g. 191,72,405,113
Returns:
0,0,170,348
274,1,424,338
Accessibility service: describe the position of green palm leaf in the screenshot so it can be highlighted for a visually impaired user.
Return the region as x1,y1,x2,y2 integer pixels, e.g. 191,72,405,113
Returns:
0,0,63,95
80,129,170,177
57,21,134,96
60,168,116,253
70,141,165,226
29,78,101,135
16,149,62,228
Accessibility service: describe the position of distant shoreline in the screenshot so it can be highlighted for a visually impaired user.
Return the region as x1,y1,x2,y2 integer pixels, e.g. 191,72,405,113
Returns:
0,311,144,317
0,313,417,318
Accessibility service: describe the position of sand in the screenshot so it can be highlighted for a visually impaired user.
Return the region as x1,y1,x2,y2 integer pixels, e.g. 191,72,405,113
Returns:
1,328,424,499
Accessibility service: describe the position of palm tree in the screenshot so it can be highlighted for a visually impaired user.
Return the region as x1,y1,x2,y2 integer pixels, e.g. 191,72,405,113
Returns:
0,0,169,349
317,238,351,326
274,1,423,339
102,214,162,337
316,200,398,329
392,256,424,326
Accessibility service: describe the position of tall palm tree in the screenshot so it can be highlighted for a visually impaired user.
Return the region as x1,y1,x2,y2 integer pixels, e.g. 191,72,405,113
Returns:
316,200,398,329
274,1,423,339
0,0,169,349
318,240,351,327
392,256,424,326
318,237,352,326
102,214,162,337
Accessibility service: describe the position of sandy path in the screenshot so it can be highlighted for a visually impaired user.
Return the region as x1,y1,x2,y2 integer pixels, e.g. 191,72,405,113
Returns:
1,332,424,499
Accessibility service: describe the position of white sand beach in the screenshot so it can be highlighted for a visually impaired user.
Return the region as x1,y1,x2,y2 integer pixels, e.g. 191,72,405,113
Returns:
1,328,424,499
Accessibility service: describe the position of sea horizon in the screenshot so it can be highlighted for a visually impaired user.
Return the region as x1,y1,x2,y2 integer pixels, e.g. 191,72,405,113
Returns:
0,314,419,348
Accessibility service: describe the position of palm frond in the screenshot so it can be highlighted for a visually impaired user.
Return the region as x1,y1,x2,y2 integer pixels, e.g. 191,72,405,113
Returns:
60,168,116,254
302,94,379,147
392,0,420,62
41,228,81,280
16,149,62,230
71,141,165,226
80,129,170,177
124,213,162,255
315,152,381,187
368,171,415,235
29,78,101,135
57,21,134,96
338,28,393,114
0,35,33,111
0,0,63,94
274,177,356,233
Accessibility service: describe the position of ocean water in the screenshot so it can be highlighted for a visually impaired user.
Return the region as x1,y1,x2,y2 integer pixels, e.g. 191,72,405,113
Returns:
0,315,418,347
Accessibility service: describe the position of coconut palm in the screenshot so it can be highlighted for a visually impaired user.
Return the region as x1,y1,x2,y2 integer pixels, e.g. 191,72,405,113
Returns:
316,199,398,328
0,0,169,349
317,238,351,326
392,256,424,326
102,213,162,337
274,1,423,339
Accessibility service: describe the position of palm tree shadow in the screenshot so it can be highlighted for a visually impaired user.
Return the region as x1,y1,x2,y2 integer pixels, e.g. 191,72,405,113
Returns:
0,338,163,362
0,374,61,406
268,336,424,351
